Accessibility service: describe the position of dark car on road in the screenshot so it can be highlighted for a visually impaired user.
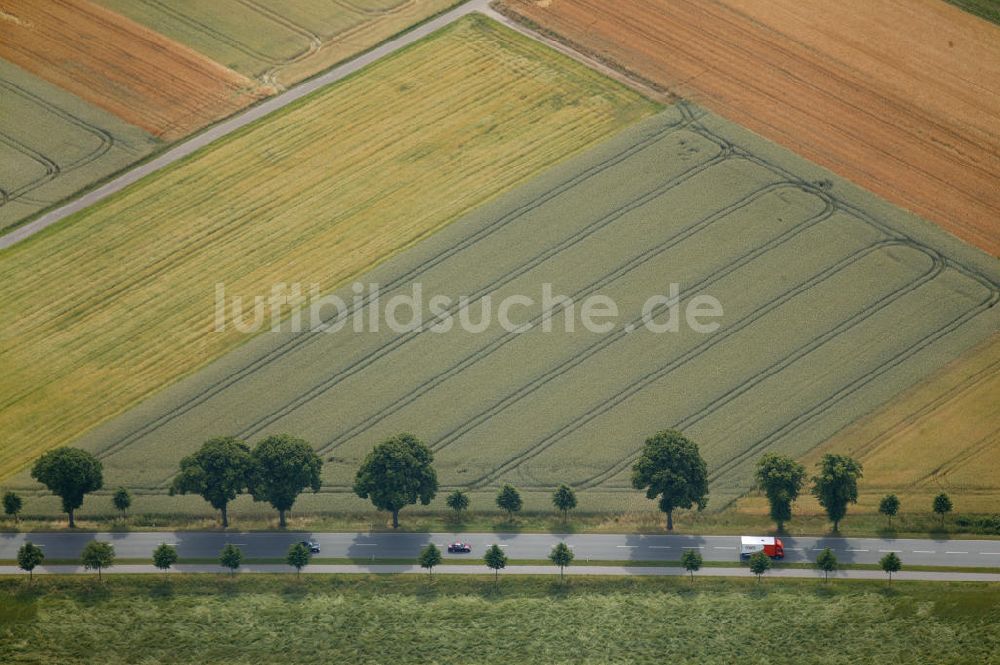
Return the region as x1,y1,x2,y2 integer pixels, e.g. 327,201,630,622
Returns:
300,540,321,553
447,542,472,553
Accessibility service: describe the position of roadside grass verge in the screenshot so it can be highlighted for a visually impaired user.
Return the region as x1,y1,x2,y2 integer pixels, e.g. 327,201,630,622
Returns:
4,509,997,540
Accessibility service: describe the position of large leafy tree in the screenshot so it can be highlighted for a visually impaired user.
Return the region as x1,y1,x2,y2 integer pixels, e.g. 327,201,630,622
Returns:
81,541,115,581
754,453,806,531
631,430,708,530
354,433,438,529
30,447,103,528
248,434,323,527
810,454,863,531
170,437,253,528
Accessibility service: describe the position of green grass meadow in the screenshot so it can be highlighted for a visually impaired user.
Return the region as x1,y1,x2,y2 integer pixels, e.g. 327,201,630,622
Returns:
2,576,999,664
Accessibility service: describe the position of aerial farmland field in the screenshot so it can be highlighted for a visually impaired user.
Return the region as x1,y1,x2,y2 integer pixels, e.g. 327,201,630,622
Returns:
11,98,997,517
0,0,267,140
497,0,1000,256
794,333,1000,514
97,0,461,87
0,60,159,233
0,15,657,484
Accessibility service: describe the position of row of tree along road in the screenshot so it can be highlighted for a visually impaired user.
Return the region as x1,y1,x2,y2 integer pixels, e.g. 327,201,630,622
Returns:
6,430,959,532
11,537,906,585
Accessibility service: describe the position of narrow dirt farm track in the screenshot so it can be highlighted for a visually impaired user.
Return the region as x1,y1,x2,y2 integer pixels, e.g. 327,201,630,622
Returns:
500,0,1000,256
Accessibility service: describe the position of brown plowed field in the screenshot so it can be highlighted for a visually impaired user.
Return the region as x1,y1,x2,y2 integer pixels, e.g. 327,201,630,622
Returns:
0,0,267,140
499,0,1000,255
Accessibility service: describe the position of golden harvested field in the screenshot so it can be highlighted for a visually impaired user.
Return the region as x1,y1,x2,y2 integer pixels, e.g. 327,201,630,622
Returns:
0,0,267,140
0,15,657,479
498,0,1000,256
97,0,460,87
794,334,1000,513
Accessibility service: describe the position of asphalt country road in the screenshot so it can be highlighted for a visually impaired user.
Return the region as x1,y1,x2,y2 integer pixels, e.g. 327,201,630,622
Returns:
3,532,999,569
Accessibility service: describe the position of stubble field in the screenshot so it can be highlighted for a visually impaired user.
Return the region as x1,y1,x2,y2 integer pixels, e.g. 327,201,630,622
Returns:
12,98,998,518
0,16,658,483
0,61,159,233
498,0,1000,256
0,0,267,140
96,0,461,88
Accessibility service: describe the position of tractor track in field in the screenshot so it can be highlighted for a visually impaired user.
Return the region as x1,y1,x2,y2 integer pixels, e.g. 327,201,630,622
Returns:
292,117,997,496
0,78,114,209
240,122,731,450
315,177,831,459
95,106,999,498
467,238,945,491
87,109,692,464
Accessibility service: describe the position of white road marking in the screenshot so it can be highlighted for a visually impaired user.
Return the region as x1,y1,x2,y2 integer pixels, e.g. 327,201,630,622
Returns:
714,546,737,550
913,550,935,554
981,552,1000,556
616,545,638,548
846,549,869,552
946,551,969,555
786,547,805,551
878,550,900,553
648,546,671,549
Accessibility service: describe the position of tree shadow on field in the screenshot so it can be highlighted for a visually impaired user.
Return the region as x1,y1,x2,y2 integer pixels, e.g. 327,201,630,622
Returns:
279,581,309,601
876,526,898,539
147,580,175,601
70,580,112,606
